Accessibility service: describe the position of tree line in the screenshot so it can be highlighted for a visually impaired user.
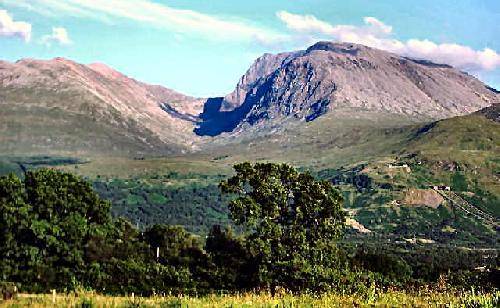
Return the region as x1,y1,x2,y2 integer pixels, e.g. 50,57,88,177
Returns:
0,163,497,295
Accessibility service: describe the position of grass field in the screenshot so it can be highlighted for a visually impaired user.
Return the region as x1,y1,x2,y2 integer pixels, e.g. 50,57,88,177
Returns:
2,290,498,307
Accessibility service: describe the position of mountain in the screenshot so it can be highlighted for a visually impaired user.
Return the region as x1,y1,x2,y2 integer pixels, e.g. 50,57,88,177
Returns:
194,42,498,136
221,51,302,110
324,103,499,243
405,103,499,207
0,58,204,156
1,41,499,158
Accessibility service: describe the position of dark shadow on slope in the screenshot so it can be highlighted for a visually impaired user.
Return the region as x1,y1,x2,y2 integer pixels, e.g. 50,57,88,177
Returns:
403,57,452,68
194,75,277,136
413,121,437,137
194,97,254,136
306,98,332,122
159,103,199,122
476,103,500,122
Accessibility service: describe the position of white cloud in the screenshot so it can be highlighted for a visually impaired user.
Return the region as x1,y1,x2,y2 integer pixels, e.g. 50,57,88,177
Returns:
6,0,285,44
276,11,336,34
1,0,113,22
277,11,500,72
363,17,392,35
41,27,72,46
0,9,31,42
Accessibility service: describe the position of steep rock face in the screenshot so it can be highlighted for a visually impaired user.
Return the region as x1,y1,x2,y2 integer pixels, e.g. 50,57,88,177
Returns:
199,42,498,135
0,58,201,155
221,51,303,111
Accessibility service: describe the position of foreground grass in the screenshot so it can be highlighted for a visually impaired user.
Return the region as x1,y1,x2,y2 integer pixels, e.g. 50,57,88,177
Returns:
2,290,498,307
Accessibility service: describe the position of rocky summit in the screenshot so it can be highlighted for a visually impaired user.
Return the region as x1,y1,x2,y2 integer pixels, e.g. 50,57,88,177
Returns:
193,42,498,136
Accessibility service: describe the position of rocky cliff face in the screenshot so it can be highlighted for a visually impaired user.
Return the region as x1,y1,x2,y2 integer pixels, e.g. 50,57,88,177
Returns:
476,103,500,122
221,51,302,111
197,42,498,136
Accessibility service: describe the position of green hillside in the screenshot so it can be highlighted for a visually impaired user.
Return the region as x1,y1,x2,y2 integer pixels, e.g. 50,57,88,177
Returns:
1,106,498,246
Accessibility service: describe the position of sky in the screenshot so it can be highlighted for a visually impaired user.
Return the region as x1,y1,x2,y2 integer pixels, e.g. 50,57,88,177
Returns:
0,0,499,97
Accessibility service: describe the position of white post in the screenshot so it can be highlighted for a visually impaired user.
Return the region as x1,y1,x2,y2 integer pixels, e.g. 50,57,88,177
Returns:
156,247,160,260
52,289,56,304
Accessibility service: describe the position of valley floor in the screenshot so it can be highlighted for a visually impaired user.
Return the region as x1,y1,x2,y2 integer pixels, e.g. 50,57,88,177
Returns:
2,290,498,307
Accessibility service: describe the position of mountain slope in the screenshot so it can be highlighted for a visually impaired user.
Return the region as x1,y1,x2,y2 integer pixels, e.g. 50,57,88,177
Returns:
406,103,499,200
0,58,203,156
1,41,499,160
221,51,303,110
303,104,500,245
195,42,498,136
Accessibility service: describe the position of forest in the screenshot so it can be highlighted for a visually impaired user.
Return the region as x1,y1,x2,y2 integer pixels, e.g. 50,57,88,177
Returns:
0,164,498,298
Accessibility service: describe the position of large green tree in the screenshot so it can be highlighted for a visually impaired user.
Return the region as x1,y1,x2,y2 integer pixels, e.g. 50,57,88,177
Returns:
0,174,30,282
220,162,346,291
143,224,212,291
0,169,113,291
0,169,211,294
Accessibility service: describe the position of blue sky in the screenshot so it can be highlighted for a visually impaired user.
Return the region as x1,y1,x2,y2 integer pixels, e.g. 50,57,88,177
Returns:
0,0,499,97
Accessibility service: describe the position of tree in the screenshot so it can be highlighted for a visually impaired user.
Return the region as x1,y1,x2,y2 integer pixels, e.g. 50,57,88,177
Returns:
143,225,202,265
0,173,30,282
1,169,208,294
0,169,113,291
219,162,346,291
351,247,412,283
205,225,257,290
143,224,211,291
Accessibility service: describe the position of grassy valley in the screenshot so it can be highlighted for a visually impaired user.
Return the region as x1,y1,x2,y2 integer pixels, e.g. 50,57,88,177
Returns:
2,106,495,247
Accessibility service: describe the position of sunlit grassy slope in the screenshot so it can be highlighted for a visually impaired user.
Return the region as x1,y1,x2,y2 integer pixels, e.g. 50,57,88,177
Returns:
1,107,498,243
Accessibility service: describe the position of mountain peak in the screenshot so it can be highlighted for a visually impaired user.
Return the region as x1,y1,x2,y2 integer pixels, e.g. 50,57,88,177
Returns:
0,56,204,155
15,57,75,66
53,56,72,62
306,41,369,55
195,41,499,136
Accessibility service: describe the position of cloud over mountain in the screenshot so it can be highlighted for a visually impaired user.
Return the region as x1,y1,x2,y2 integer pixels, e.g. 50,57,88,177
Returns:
277,11,500,72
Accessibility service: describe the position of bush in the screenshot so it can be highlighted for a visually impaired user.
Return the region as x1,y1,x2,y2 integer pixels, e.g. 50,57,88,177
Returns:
351,249,412,283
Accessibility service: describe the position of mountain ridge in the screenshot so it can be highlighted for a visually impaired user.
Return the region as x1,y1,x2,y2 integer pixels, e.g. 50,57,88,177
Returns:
1,41,499,155
2,45,498,247
193,42,498,137
0,57,204,155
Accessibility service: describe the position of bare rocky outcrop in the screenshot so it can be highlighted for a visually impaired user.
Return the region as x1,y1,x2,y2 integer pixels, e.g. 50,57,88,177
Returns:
222,51,303,111
476,103,500,122
403,189,445,208
198,42,498,136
